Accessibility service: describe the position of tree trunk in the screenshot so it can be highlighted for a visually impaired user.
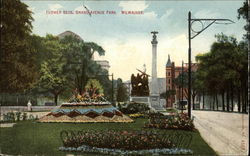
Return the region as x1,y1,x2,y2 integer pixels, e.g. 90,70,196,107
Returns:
216,94,218,110
192,95,195,110
212,95,215,110
203,91,205,110
241,90,245,113
54,94,58,105
238,89,241,112
245,87,248,113
226,91,230,112
231,84,234,112
222,91,225,111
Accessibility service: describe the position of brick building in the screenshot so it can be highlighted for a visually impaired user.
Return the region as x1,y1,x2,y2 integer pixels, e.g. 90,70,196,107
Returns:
165,55,197,108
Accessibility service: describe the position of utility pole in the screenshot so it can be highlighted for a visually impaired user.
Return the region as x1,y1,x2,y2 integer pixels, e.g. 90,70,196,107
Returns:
187,11,234,118
181,60,184,113
188,12,192,117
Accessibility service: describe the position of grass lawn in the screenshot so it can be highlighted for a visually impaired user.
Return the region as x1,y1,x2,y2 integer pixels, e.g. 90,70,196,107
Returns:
0,118,217,156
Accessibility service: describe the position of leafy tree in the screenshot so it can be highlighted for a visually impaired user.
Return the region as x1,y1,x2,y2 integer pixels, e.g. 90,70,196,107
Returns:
196,33,248,112
0,0,38,93
174,71,198,108
60,36,105,95
237,0,249,40
116,78,128,102
37,35,68,105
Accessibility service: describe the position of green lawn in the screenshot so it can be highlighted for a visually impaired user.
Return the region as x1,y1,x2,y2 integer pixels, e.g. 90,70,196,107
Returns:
0,119,217,156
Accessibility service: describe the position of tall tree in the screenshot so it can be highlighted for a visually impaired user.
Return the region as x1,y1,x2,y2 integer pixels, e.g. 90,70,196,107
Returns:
196,33,248,112
0,0,38,93
60,36,105,95
37,35,70,105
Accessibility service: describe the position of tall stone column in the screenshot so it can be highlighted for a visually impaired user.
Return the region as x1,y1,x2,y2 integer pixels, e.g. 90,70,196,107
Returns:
151,31,159,96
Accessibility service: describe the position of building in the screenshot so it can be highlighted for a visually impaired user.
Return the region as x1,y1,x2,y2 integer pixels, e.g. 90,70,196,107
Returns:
95,60,110,73
165,55,197,108
58,31,83,41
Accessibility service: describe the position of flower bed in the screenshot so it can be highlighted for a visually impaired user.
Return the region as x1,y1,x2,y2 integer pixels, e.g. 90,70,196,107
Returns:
59,145,193,155
128,113,146,118
144,113,195,131
61,130,174,150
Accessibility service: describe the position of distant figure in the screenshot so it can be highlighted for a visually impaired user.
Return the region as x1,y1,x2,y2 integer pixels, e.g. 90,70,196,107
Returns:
27,100,32,111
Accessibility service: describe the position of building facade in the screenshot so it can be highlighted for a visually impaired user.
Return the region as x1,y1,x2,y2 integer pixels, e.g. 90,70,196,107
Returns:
165,55,197,108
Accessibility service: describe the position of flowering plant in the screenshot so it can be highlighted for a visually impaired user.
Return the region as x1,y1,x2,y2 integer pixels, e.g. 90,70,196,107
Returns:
144,113,195,131
61,130,174,150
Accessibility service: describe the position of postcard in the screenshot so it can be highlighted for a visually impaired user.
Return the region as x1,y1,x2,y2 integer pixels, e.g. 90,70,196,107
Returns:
0,0,249,155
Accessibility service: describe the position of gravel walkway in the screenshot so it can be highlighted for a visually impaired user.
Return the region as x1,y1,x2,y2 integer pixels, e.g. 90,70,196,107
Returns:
192,110,248,156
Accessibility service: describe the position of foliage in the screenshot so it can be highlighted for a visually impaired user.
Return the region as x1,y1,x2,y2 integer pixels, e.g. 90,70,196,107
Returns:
37,35,68,105
0,0,39,93
0,93,38,106
1,112,37,122
196,33,248,112
85,79,104,95
0,119,216,155
237,0,249,40
128,113,146,118
68,93,106,103
145,113,195,131
61,130,174,150
119,102,150,114
60,36,105,95
116,78,128,102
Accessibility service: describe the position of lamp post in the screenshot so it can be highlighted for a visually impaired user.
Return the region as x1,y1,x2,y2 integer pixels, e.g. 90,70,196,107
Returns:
181,60,184,113
187,11,234,118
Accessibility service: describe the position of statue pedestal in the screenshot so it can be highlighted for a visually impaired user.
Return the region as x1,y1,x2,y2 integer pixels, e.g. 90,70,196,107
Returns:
130,96,151,106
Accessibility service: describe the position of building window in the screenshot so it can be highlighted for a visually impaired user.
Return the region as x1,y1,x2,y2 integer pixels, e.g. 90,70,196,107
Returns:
168,79,170,84
168,72,170,76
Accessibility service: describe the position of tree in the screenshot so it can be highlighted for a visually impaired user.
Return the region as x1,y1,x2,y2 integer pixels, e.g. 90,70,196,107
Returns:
174,71,198,108
237,0,249,40
196,33,248,112
37,35,68,105
60,36,105,95
0,0,38,93
116,78,128,102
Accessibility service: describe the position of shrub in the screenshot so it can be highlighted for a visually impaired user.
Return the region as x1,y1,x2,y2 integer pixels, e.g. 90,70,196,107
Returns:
22,113,27,120
15,112,21,121
29,114,35,120
119,102,150,114
145,113,195,131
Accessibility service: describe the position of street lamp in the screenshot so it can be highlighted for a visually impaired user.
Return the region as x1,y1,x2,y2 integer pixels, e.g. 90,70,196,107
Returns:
187,11,234,118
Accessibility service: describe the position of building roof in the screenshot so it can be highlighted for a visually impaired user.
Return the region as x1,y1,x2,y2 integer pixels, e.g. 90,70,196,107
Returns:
57,31,83,41
166,54,172,67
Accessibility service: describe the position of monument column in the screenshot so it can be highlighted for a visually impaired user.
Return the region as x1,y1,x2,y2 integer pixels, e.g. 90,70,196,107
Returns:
150,31,163,111
151,31,159,96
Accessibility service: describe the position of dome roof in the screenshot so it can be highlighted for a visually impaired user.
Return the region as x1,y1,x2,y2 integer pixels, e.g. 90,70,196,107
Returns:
57,31,83,41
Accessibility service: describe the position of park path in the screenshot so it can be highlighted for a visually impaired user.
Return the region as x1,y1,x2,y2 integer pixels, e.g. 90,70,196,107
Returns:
192,110,248,156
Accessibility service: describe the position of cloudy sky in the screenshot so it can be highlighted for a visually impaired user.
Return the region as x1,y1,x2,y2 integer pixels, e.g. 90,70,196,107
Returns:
23,0,246,81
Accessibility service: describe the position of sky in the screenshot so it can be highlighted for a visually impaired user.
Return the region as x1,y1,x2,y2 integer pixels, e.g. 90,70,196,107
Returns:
22,0,246,81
